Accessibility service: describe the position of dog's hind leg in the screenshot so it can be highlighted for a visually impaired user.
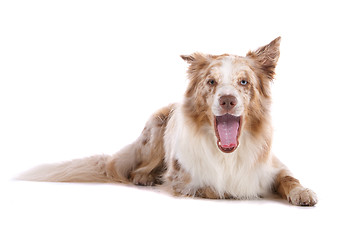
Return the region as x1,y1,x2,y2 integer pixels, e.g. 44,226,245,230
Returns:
106,104,175,186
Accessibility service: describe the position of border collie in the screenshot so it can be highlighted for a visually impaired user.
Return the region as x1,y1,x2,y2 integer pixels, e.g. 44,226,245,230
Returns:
19,37,318,206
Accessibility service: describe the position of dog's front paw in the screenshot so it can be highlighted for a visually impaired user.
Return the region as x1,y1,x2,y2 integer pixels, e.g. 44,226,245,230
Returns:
288,187,318,206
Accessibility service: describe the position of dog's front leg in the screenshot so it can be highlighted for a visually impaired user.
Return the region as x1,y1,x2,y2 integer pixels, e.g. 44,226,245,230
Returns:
274,168,318,206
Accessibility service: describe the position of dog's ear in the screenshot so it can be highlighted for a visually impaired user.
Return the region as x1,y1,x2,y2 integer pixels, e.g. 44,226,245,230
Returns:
180,54,196,63
246,36,281,80
181,53,212,96
180,53,209,64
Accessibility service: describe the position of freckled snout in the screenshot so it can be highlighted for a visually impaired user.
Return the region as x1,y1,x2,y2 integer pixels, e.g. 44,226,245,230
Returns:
219,95,237,111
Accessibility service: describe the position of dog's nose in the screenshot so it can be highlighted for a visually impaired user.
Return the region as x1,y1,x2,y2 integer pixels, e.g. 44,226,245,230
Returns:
219,95,237,111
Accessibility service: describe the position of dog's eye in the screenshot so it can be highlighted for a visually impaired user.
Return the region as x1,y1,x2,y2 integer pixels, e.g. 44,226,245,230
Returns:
240,80,248,86
207,79,217,86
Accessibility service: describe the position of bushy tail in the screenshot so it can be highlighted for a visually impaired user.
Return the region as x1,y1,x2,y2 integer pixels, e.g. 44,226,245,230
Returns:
16,144,138,183
16,104,174,183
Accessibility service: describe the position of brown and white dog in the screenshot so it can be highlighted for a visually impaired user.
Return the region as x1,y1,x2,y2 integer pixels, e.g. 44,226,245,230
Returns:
19,37,318,206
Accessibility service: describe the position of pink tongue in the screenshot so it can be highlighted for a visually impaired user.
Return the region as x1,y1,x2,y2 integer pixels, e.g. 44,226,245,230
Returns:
216,114,239,148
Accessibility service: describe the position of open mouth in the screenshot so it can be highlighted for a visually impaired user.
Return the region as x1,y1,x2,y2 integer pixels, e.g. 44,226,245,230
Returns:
214,114,242,153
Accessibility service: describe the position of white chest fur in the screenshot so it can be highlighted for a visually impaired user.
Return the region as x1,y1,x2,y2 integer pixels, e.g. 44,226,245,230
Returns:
165,108,278,199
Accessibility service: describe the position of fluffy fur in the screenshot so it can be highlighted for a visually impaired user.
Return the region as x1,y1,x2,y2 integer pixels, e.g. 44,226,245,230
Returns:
18,37,318,206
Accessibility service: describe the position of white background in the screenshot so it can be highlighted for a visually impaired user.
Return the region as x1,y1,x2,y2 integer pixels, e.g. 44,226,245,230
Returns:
1,0,360,239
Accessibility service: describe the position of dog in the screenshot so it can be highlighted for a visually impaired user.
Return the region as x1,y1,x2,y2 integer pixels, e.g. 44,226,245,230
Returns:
18,37,318,206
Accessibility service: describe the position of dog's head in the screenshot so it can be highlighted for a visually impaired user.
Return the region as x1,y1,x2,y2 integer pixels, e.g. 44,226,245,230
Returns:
181,37,280,153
